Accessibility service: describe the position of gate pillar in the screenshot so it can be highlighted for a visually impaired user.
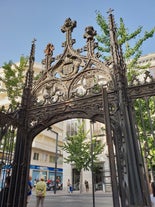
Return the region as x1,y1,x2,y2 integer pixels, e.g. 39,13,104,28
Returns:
108,13,152,206
7,40,35,207
7,128,32,207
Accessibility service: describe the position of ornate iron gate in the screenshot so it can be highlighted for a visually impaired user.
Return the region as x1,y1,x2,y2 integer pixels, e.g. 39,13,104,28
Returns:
0,12,154,207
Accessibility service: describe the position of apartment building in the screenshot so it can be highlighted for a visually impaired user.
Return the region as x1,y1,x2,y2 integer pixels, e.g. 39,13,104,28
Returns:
30,122,64,185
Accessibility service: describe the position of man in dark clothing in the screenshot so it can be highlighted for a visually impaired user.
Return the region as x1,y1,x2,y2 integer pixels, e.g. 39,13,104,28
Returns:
84,180,89,192
0,176,11,207
151,182,155,197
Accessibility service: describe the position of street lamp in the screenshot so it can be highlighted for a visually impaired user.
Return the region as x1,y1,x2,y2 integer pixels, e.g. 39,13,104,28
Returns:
47,126,58,194
90,121,95,207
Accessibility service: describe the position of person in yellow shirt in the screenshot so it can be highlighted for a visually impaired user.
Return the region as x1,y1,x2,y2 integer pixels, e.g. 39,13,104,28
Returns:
35,177,46,207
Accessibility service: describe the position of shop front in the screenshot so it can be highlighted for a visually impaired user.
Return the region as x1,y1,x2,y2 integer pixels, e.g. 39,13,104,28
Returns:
30,164,63,187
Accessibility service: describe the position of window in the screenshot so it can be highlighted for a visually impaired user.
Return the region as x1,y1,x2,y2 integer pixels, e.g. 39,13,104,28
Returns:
49,155,55,163
66,119,79,136
41,153,48,162
33,152,39,160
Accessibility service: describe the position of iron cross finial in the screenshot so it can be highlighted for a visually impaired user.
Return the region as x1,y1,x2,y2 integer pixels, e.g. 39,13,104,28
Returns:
61,18,76,33
107,8,114,15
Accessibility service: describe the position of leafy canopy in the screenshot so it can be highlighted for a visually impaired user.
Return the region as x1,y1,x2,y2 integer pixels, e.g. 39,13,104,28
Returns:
62,120,104,172
0,56,28,107
96,11,155,80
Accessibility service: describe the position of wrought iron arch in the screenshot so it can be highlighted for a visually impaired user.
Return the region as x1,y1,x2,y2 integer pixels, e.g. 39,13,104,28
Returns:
26,18,113,139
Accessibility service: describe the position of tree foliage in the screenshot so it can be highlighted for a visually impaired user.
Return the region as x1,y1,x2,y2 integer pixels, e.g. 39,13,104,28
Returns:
0,56,28,108
134,97,155,167
62,120,104,173
96,12,155,80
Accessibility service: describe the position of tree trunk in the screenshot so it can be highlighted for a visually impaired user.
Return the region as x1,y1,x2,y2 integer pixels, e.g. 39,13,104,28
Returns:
79,170,83,193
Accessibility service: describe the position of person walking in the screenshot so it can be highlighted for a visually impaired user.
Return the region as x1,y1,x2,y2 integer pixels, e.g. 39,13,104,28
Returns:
35,177,46,207
84,180,89,192
33,179,37,188
67,179,71,193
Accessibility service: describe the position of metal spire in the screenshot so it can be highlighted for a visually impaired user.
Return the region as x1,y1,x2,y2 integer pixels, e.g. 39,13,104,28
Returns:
25,39,36,89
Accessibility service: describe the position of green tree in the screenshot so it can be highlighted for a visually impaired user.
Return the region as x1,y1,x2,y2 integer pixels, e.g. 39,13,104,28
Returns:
0,56,28,108
96,12,155,81
62,120,104,193
134,97,155,169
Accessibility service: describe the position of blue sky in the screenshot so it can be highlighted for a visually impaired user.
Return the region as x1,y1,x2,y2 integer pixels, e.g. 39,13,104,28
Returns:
0,0,155,67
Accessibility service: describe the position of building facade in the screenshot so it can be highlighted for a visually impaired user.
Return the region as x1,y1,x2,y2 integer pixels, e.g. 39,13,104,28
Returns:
62,119,111,192
29,122,64,186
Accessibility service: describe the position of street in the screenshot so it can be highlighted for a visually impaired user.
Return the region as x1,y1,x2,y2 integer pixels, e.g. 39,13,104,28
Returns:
27,190,113,207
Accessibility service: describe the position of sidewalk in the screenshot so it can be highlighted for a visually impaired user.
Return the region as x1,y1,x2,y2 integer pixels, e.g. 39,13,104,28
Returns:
28,190,113,207
151,194,155,207
35,189,112,197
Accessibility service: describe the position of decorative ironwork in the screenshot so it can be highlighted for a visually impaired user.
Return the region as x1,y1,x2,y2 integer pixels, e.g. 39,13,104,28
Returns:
0,11,154,207
32,19,112,109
